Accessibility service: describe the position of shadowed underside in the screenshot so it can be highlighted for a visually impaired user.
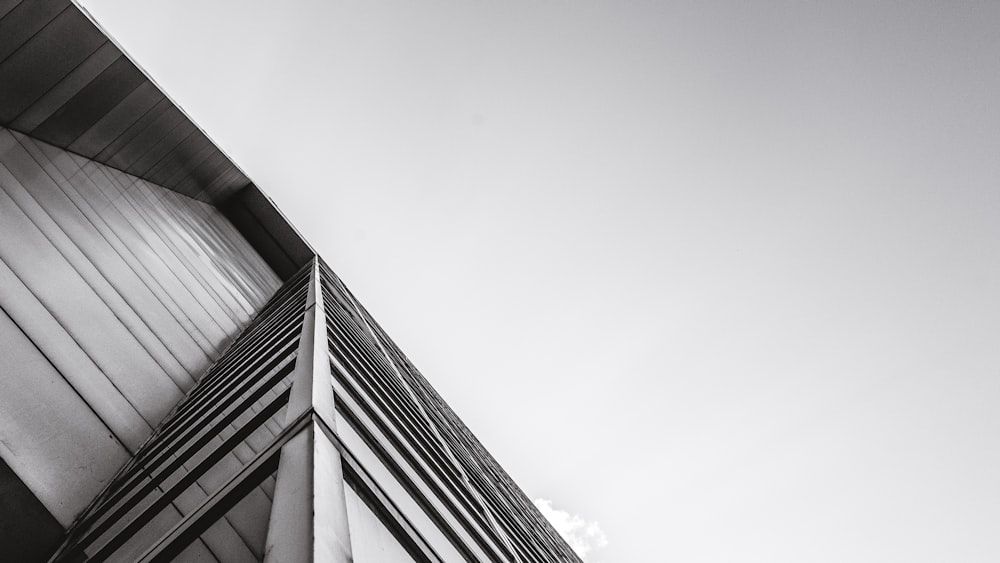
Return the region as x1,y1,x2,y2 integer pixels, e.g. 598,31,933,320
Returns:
0,1,579,561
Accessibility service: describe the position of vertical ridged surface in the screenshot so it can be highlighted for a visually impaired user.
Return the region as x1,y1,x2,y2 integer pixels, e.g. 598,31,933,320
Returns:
0,125,280,534
52,267,309,563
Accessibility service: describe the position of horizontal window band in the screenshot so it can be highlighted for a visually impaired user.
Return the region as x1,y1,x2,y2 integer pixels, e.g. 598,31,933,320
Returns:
73,355,296,540
58,387,293,561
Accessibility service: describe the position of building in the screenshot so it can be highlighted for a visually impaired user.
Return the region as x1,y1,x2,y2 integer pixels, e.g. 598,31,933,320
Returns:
0,1,581,561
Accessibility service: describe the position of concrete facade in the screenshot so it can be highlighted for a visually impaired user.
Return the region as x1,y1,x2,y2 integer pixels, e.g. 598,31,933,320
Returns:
0,1,580,561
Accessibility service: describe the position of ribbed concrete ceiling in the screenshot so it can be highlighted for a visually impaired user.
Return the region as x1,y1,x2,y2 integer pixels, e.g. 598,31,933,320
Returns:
0,0,250,204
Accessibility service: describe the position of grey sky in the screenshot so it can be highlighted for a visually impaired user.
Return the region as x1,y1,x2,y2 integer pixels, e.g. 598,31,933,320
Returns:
80,1,1000,561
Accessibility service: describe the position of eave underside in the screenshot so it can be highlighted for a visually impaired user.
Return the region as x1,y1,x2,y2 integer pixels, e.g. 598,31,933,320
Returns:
0,0,312,279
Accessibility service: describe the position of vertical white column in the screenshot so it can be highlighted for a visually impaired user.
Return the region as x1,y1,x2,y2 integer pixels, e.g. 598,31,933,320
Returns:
264,259,353,563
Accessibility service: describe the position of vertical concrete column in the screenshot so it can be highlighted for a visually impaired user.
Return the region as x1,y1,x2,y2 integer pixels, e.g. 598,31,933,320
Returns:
264,259,353,563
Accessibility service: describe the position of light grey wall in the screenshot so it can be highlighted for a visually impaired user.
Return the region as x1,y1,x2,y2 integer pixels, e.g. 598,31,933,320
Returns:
0,126,280,527
344,485,419,563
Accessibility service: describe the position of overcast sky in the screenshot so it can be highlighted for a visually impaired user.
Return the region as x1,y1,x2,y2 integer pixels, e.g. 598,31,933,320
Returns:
79,1,1000,561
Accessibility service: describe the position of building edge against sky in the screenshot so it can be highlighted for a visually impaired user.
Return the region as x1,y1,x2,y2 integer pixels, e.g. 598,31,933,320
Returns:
0,1,579,561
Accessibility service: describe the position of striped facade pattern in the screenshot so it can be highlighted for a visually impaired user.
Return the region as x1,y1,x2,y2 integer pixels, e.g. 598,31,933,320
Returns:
322,264,581,563
43,261,581,562
0,1,583,560
50,266,309,562
0,0,251,203
0,123,279,542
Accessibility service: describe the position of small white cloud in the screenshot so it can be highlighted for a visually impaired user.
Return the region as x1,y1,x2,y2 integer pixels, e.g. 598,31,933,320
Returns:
533,498,608,560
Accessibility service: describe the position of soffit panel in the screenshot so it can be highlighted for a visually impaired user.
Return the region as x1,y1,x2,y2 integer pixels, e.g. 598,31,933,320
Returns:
0,0,315,280
0,0,251,204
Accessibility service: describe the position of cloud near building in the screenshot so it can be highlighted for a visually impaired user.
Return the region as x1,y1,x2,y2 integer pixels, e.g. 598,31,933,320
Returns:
533,498,608,560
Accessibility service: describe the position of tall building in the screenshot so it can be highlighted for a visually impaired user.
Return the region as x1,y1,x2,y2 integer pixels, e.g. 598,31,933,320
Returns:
0,2,580,561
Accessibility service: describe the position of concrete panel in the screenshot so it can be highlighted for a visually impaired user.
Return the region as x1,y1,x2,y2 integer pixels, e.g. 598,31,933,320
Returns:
0,0,254,204
159,189,278,307
69,80,163,157
0,257,153,451
174,485,259,563
0,7,104,122
95,97,172,164
344,485,420,563
0,129,197,388
0,307,130,526
15,132,215,375
0,1,311,289
10,41,119,132
0,0,20,20
145,130,213,188
223,487,273,559
33,55,146,147
172,541,220,563
336,411,474,563
0,0,66,62
100,504,188,563
127,118,197,177
221,186,314,280
0,165,187,425
72,159,233,350
94,165,245,337
128,179,255,324
0,126,281,534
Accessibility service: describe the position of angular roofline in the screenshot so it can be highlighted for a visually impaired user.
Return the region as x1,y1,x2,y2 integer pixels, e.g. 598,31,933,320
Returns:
0,0,313,279
71,0,316,278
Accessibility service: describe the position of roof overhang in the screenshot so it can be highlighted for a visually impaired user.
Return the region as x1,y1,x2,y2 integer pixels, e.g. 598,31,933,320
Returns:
0,0,312,279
